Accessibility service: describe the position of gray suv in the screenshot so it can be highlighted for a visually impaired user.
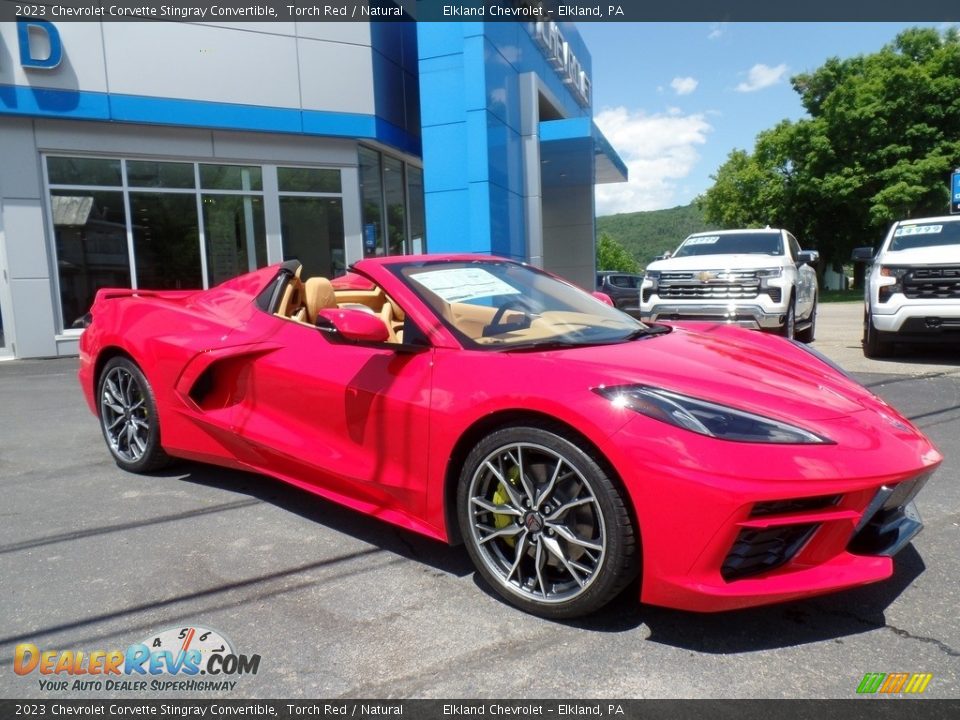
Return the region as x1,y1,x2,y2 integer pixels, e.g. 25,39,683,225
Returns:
596,271,643,318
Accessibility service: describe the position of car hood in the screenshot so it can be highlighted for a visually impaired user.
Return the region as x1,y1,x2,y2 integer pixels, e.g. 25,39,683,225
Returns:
542,324,879,423
648,254,785,272
880,245,960,265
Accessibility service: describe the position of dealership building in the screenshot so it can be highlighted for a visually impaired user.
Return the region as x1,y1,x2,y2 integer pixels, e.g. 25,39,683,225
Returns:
0,19,626,359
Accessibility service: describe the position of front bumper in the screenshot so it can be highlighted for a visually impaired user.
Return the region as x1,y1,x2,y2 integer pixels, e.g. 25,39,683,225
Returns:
601,411,940,612
641,303,785,330
870,299,960,335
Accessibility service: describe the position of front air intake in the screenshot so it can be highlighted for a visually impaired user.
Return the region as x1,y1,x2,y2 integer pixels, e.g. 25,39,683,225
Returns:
721,524,819,581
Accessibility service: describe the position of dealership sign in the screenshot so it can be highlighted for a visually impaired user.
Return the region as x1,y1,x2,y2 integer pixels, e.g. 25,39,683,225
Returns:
13,20,63,69
531,20,592,108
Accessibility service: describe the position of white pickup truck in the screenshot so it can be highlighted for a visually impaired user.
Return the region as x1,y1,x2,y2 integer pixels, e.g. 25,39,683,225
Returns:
640,228,819,341
854,215,960,357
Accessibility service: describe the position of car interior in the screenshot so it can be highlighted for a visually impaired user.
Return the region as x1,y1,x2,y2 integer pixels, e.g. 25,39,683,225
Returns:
272,267,407,344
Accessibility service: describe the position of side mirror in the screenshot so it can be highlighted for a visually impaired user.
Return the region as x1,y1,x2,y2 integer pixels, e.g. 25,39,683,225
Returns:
655,251,672,261
851,247,875,262
592,291,615,306
316,308,389,344
797,250,819,265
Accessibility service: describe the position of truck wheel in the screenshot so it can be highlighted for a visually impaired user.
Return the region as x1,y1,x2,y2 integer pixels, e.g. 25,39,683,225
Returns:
796,299,817,344
863,312,893,359
779,299,796,340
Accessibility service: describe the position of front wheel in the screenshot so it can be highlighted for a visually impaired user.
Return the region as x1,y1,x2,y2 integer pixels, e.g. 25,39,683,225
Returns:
796,298,817,344
779,298,796,340
97,356,170,473
457,426,638,619
863,312,893,359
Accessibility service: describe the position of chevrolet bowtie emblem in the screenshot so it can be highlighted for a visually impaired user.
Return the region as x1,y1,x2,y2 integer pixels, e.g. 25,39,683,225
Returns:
698,271,715,282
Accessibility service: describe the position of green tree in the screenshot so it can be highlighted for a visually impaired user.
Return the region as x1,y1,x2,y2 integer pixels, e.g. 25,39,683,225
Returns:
702,27,960,269
596,231,640,272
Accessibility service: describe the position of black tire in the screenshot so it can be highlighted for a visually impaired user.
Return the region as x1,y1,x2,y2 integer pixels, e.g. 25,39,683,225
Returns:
457,425,638,619
796,298,817,344
779,297,796,340
863,311,893,359
97,356,170,473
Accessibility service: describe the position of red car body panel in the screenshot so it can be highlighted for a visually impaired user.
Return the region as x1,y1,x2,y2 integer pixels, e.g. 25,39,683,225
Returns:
79,256,942,612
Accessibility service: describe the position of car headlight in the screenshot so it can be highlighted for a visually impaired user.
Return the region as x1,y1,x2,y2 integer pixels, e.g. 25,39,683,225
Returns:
594,385,832,444
755,267,782,278
644,270,661,282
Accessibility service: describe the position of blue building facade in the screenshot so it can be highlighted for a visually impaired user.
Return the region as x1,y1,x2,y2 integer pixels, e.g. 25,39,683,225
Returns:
0,20,625,358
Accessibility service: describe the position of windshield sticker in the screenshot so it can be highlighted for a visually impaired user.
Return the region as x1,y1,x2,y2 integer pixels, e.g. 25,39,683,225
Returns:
894,224,942,237
684,236,720,246
411,267,521,303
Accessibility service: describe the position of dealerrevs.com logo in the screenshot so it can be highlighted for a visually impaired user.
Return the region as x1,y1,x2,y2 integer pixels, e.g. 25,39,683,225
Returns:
857,672,934,695
14,626,260,692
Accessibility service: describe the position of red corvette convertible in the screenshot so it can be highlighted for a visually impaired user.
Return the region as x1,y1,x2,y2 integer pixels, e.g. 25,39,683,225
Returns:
78,255,941,618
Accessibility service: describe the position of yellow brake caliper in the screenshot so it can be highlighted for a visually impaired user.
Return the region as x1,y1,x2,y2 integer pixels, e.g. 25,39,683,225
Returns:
493,465,522,547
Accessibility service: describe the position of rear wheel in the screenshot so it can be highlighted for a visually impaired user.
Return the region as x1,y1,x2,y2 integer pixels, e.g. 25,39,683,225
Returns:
97,357,170,473
457,426,637,619
863,312,893,359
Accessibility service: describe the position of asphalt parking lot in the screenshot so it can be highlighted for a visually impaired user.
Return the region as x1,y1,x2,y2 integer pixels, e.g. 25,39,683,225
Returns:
0,303,958,699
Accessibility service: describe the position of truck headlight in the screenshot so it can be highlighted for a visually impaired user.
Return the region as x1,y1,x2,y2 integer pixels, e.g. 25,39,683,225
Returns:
756,267,782,278
878,266,908,303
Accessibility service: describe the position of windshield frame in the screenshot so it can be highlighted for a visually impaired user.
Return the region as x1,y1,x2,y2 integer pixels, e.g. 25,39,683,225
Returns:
388,259,649,351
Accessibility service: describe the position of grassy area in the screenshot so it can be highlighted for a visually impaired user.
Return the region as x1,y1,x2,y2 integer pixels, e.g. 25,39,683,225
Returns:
819,289,863,303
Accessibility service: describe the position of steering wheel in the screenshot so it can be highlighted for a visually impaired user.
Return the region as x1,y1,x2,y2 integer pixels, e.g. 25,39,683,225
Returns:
483,298,533,337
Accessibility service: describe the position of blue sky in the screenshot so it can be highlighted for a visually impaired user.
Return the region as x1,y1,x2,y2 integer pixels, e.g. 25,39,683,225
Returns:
576,22,947,216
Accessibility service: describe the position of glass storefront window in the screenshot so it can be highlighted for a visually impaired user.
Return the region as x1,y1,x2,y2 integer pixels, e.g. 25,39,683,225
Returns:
200,164,263,192
129,193,202,290
50,190,130,328
47,157,121,187
202,195,267,287
126,160,195,189
278,167,341,193
383,156,407,256
407,166,426,255
358,147,424,258
359,147,385,258
280,197,345,279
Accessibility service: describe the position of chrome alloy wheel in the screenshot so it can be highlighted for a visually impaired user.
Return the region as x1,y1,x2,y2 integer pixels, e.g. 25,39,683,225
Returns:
467,442,607,604
100,366,150,463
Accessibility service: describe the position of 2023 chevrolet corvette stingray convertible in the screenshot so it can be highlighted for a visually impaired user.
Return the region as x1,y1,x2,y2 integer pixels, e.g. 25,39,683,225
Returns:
79,255,942,618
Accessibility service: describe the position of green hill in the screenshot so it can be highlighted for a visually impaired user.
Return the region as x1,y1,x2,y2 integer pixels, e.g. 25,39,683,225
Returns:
597,203,711,267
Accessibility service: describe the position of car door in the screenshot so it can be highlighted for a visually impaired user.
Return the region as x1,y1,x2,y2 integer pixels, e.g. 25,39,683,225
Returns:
230,311,435,525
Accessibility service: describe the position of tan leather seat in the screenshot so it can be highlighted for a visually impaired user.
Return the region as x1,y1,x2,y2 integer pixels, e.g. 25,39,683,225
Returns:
380,302,399,343
303,277,338,324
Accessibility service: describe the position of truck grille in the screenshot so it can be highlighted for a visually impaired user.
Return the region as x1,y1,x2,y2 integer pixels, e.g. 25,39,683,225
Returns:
903,266,960,299
658,270,760,300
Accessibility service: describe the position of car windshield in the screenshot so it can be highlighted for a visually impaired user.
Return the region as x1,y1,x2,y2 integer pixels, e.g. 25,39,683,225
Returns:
395,260,647,349
673,232,783,257
889,221,960,251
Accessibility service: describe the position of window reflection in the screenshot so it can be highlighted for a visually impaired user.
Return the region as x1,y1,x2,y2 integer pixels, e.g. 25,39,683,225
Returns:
130,193,202,290
359,147,384,258
281,197,345,279
202,195,266,287
384,156,407,256
50,190,130,328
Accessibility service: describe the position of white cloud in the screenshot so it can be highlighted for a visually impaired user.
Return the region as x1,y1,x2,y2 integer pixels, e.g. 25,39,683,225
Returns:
593,106,712,216
670,76,698,96
735,63,788,93
708,22,728,40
